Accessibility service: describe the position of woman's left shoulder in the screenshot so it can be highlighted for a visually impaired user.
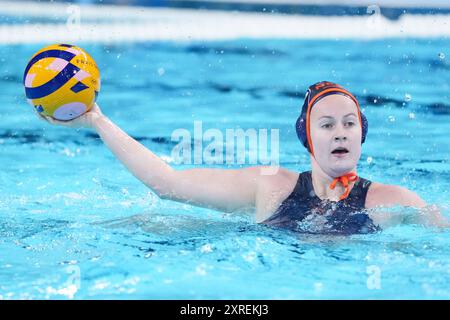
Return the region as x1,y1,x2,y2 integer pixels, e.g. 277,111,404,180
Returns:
365,182,427,209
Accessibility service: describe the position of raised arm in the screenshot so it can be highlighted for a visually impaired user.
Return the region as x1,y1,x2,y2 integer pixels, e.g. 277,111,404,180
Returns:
93,112,264,212
37,104,267,214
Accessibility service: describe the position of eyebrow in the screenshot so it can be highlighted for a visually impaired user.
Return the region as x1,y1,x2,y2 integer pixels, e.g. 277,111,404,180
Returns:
319,113,357,120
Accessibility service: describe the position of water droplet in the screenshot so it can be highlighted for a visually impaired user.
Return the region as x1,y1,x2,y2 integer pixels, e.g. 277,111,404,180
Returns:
388,115,395,122
408,112,415,119
157,67,165,76
367,156,373,164
404,93,412,102
195,264,208,276
438,52,445,60
200,244,213,253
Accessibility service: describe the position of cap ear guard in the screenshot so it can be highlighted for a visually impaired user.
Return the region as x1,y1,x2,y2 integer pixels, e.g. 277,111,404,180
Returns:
360,112,368,144
295,110,368,152
295,112,310,152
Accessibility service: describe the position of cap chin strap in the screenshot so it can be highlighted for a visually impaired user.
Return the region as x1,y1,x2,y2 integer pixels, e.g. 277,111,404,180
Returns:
329,172,358,200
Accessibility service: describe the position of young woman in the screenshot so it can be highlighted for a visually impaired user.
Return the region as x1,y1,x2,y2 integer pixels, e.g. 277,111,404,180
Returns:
36,81,449,234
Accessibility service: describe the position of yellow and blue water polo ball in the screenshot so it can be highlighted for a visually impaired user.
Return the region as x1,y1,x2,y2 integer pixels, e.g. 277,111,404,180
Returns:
24,44,100,121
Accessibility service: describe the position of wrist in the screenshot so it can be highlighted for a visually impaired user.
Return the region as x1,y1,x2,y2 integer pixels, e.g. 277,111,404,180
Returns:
89,113,107,130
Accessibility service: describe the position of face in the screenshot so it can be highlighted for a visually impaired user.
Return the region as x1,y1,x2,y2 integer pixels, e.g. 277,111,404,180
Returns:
309,94,362,177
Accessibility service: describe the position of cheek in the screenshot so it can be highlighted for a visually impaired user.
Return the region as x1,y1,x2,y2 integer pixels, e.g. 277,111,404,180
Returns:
311,129,329,156
352,143,362,156
351,124,362,138
350,139,362,160
351,128,362,147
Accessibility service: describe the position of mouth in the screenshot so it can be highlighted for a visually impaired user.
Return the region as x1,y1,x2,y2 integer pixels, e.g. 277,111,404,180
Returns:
331,147,349,155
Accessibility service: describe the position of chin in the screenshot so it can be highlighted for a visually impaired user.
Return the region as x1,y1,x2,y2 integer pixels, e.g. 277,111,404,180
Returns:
329,160,357,176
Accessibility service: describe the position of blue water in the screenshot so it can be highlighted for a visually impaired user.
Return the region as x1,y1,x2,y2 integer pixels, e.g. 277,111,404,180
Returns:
0,38,449,299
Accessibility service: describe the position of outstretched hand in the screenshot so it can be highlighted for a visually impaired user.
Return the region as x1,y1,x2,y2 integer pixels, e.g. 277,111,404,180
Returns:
34,103,104,129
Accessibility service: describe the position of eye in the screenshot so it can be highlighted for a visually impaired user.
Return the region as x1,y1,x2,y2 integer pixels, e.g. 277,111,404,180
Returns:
321,123,333,129
346,121,355,127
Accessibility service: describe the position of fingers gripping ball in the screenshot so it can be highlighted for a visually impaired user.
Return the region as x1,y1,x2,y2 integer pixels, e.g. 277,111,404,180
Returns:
24,44,100,121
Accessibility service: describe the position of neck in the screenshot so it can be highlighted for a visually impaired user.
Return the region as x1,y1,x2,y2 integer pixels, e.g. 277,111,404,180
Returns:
310,157,357,201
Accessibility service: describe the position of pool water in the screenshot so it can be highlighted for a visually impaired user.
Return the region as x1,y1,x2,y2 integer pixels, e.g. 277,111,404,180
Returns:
0,39,449,299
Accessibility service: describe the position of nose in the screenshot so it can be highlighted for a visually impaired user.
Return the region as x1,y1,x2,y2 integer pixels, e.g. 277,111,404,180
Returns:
333,124,347,142
334,135,347,142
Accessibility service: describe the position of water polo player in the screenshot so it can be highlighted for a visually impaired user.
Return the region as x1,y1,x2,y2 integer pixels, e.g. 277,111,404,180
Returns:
35,81,449,234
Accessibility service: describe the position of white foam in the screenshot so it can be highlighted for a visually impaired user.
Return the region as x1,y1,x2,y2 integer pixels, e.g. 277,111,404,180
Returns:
0,1,449,43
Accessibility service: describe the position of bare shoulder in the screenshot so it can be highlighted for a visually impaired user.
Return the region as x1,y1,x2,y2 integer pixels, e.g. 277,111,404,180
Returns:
366,182,427,209
254,167,299,223
255,166,298,191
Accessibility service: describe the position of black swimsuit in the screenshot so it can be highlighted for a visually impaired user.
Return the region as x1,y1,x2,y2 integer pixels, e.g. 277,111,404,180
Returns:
262,171,380,235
